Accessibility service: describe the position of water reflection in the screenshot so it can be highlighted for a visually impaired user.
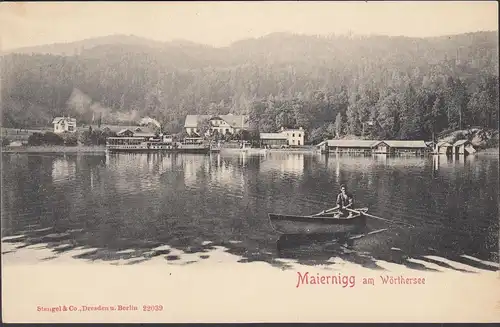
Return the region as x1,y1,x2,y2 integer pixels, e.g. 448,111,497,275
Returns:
52,157,76,184
181,154,210,188
433,155,454,171
1,153,498,272
259,153,305,177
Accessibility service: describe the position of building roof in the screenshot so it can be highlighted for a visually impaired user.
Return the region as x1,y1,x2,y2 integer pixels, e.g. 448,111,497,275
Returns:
453,139,470,146
375,140,428,148
184,114,249,129
52,117,76,124
184,115,211,128
281,127,304,132
117,129,133,135
325,140,379,148
116,129,156,138
318,139,429,149
436,141,452,147
100,124,156,134
260,132,288,140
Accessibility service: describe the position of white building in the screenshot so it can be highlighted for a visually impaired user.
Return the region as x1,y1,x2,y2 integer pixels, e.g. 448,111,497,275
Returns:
280,127,305,146
184,114,249,136
260,127,305,148
53,117,77,133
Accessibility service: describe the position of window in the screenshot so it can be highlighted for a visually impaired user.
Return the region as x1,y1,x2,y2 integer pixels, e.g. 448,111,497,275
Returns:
298,134,301,137
293,133,295,137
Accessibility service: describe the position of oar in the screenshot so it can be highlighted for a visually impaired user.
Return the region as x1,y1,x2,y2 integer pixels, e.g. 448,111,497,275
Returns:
347,208,415,227
312,206,339,217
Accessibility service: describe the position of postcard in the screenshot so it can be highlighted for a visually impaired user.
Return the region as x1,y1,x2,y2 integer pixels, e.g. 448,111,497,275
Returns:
1,1,499,323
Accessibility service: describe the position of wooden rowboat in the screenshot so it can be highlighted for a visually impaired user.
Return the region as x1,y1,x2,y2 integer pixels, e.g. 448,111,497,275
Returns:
268,208,368,235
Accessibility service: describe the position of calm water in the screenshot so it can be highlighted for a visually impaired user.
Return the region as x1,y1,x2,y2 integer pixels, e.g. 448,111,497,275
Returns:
1,152,498,271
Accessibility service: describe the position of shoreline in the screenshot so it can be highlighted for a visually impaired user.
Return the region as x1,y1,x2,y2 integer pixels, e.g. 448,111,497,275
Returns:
1,145,107,154
220,147,317,154
2,145,497,157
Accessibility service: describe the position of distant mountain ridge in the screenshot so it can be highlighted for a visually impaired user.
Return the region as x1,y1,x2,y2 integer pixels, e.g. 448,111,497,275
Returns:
5,31,498,56
3,34,217,56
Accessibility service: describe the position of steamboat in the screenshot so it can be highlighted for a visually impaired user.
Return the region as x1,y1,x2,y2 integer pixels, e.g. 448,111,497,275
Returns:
106,135,212,154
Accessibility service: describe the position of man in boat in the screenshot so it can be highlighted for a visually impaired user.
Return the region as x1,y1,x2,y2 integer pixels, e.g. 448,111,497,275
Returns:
336,184,354,218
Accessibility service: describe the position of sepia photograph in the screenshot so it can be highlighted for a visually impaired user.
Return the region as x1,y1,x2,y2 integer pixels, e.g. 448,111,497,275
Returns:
1,1,499,323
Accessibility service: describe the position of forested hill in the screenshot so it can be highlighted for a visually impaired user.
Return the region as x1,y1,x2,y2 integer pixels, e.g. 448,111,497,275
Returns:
2,31,498,142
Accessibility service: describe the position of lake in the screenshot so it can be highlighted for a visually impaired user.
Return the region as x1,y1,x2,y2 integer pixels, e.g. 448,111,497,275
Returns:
1,152,498,271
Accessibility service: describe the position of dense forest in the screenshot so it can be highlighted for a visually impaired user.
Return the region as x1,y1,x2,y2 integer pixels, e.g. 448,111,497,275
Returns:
1,32,498,143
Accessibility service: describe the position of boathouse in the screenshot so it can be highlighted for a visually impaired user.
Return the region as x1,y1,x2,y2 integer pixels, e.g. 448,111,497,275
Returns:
317,140,378,154
434,141,452,155
372,140,428,155
260,127,305,148
260,132,288,148
452,139,476,155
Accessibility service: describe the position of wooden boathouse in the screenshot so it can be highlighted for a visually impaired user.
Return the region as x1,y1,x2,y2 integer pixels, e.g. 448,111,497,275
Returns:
372,140,429,155
317,140,378,154
317,139,431,155
452,139,476,155
260,132,288,148
434,141,452,155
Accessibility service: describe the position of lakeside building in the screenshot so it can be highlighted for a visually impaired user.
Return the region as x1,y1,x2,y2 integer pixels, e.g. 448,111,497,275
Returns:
316,140,377,154
116,127,157,139
452,139,476,155
259,133,288,148
53,117,76,133
184,114,249,136
434,141,453,155
260,127,305,148
317,139,430,155
372,140,429,155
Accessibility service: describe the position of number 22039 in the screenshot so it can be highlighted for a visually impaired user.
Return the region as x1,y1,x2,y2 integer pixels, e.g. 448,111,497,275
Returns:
143,305,163,311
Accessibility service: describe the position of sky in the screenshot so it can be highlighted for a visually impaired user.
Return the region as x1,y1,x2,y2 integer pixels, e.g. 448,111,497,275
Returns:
1,1,498,50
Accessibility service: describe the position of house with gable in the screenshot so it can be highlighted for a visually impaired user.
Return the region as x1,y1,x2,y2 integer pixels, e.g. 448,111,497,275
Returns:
53,117,77,133
184,114,249,136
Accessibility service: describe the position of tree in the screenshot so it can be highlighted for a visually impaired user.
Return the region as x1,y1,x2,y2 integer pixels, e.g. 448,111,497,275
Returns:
197,118,212,138
334,112,343,138
377,93,400,139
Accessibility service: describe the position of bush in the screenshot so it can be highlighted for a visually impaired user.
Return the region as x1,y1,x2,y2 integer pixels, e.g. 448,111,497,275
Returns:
28,132,44,146
78,129,116,145
28,132,64,146
63,133,78,146
43,132,65,145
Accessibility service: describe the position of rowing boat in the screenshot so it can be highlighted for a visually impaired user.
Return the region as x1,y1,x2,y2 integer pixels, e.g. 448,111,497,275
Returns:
268,208,368,235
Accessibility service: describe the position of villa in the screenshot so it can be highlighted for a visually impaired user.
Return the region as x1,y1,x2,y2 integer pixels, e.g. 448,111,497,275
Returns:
53,117,76,133
184,114,249,136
